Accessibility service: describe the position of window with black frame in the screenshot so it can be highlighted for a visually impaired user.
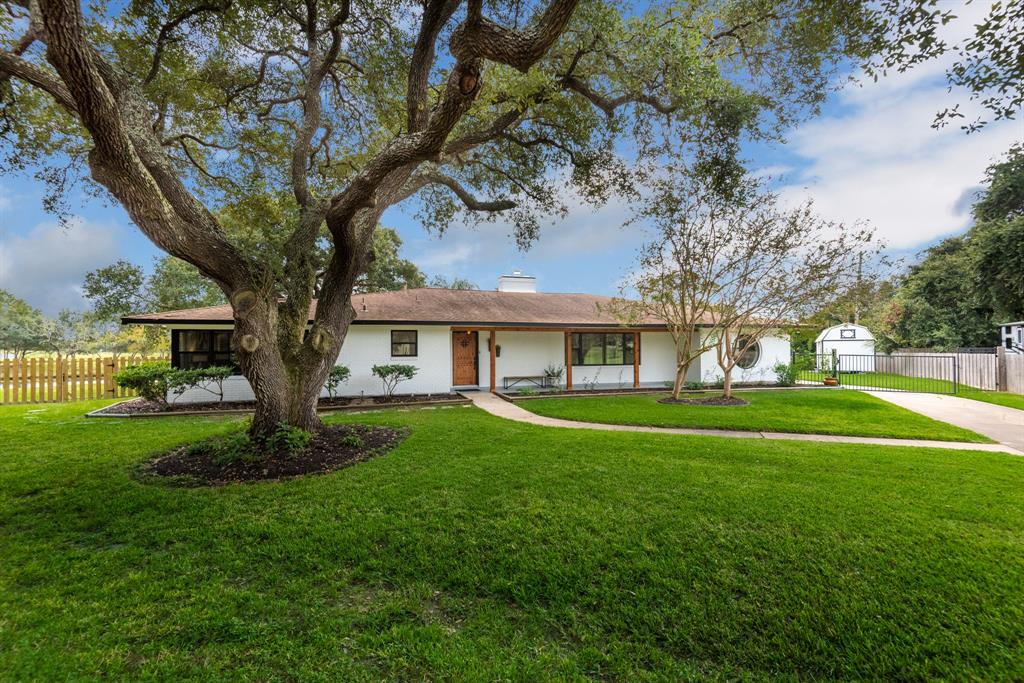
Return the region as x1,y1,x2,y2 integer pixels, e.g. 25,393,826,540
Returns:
391,330,418,357
571,333,636,366
172,329,236,370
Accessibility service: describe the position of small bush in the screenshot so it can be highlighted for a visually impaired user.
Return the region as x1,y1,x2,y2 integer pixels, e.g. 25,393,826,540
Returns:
518,386,538,397
266,423,312,457
339,433,364,449
114,362,174,405
324,365,351,398
372,364,418,398
683,380,706,391
773,362,797,387
168,365,234,403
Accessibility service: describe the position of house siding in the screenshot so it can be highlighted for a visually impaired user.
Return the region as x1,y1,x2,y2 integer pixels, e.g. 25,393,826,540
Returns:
162,323,791,403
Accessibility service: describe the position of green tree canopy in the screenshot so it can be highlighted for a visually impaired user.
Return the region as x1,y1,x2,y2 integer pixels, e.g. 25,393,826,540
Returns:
355,227,427,293
83,256,224,322
0,289,47,357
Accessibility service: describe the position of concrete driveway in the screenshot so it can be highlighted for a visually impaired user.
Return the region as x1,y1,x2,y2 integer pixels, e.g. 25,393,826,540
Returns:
866,392,1024,453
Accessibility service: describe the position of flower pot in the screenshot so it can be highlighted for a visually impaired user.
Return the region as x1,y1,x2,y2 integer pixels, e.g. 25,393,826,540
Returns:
823,377,839,387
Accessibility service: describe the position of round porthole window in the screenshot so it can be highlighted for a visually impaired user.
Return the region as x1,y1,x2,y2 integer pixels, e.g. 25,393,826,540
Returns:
735,336,761,370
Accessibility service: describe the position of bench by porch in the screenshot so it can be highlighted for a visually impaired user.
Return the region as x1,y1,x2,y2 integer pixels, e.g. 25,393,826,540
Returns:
503,375,550,390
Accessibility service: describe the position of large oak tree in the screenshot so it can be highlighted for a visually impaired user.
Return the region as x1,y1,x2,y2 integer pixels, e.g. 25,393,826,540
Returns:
1,0,903,437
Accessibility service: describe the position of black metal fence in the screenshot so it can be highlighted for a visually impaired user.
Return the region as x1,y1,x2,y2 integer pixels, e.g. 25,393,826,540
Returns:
796,352,958,394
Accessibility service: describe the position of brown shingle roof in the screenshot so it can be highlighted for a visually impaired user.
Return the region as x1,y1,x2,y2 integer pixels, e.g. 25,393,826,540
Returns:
121,288,701,328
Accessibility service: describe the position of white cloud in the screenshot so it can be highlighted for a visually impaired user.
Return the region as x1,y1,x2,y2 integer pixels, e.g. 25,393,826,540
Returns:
0,217,126,315
774,0,1023,251
777,77,1022,250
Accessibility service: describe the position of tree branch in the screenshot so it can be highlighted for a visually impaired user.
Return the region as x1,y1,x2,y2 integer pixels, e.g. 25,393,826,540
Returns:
450,0,580,72
422,171,516,211
143,1,230,86
0,50,77,111
559,74,677,116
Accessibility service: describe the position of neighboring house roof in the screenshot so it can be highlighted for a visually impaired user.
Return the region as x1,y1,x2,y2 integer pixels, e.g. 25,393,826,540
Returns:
121,288,706,328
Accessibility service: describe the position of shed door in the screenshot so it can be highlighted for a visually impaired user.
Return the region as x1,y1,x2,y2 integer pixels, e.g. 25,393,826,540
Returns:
452,331,478,385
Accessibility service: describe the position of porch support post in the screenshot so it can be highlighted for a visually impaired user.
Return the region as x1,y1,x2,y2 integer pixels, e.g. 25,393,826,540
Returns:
633,331,640,388
489,330,497,392
564,331,573,391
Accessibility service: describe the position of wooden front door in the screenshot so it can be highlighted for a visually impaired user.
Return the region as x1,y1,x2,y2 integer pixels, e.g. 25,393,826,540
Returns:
452,331,479,385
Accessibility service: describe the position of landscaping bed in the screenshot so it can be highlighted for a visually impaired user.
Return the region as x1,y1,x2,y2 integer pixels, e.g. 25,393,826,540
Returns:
140,424,406,486
89,393,467,416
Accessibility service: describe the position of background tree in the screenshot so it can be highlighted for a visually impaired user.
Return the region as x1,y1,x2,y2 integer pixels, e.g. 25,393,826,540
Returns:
0,289,46,358
38,309,99,358
354,227,427,293
0,0,919,439
429,275,478,290
84,256,223,322
873,145,1024,350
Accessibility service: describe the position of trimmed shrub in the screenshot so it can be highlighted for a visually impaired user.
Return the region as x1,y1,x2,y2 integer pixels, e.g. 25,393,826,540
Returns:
324,365,351,398
114,362,174,405
168,365,234,403
371,364,418,398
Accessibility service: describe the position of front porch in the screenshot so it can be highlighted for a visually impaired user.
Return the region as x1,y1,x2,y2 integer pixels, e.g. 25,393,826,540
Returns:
449,326,685,394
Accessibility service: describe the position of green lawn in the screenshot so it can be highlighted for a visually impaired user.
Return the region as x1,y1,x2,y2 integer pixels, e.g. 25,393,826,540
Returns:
521,389,991,442
798,370,1024,411
3,402,1024,679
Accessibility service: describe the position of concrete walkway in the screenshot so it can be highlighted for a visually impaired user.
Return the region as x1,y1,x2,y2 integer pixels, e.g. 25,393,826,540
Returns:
866,391,1024,453
464,391,1023,455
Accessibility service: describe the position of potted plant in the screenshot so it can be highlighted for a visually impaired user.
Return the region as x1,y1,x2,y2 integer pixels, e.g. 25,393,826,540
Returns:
821,353,839,386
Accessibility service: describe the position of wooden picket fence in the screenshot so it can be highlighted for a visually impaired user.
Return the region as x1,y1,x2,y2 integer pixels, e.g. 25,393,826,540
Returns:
0,355,169,405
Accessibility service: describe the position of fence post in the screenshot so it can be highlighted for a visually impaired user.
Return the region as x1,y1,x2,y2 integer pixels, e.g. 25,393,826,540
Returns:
953,355,959,395
56,355,64,402
104,358,114,398
996,346,1007,392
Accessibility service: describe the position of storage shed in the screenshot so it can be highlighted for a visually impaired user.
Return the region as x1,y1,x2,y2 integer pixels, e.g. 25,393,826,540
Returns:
815,323,876,372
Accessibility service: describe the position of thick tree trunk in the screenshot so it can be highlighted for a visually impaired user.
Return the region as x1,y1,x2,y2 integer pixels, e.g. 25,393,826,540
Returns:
231,293,351,441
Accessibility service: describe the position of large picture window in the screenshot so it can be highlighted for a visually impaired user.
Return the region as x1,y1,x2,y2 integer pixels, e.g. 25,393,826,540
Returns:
172,329,236,370
391,330,418,357
571,333,637,366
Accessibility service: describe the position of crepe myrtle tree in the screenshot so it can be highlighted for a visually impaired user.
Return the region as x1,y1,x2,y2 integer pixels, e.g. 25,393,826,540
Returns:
614,169,877,399
698,184,878,399
0,0,902,439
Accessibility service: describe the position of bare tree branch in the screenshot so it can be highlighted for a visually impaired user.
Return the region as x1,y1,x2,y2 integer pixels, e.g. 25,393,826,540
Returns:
422,170,516,211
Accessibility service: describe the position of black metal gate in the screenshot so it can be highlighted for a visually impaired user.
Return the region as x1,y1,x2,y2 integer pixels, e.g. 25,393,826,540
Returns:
797,352,959,394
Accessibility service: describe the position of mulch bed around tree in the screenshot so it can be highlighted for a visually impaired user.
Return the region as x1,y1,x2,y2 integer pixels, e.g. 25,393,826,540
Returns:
658,396,750,407
95,394,463,416
140,424,407,486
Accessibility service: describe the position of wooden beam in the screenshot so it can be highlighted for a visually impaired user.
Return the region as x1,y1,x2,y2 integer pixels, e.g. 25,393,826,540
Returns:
564,331,573,391
633,331,640,388
489,330,497,392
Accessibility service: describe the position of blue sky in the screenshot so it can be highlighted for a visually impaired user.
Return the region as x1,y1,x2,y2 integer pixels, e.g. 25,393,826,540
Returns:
1,3,1021,314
